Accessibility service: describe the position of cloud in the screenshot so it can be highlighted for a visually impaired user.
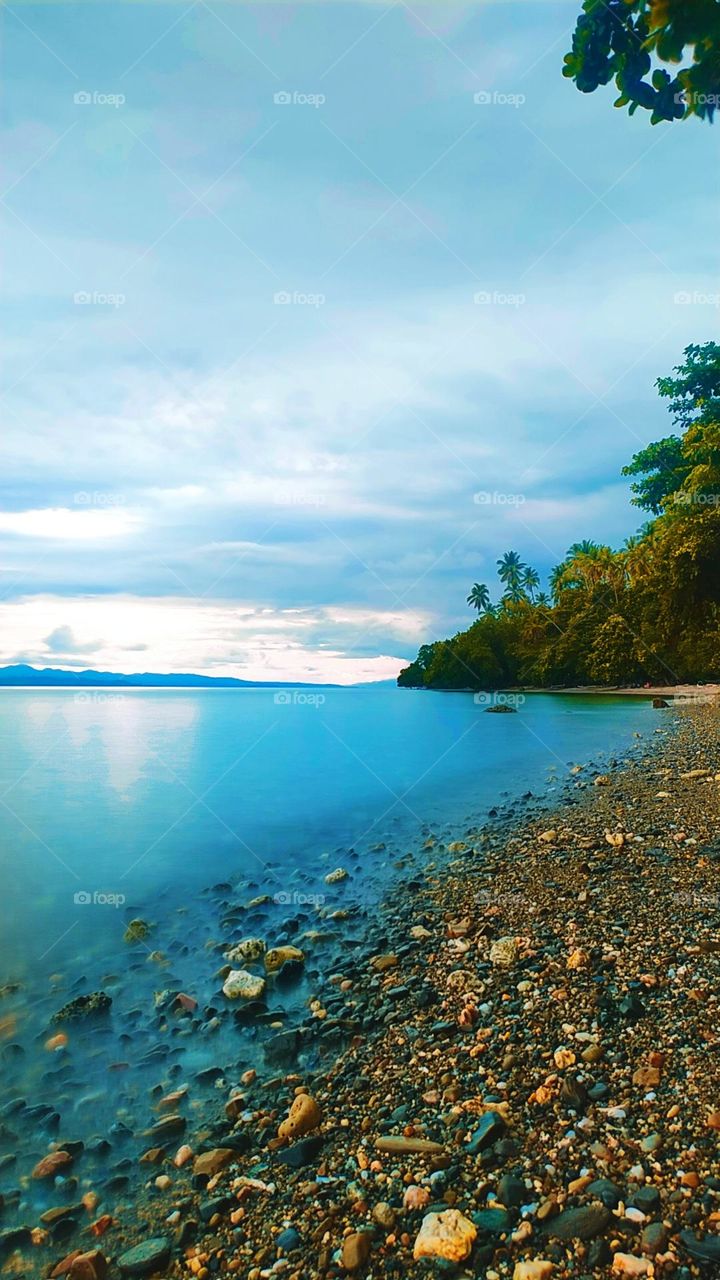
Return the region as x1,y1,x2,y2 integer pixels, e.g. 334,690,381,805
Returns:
44,625,103,655
0,508,142,541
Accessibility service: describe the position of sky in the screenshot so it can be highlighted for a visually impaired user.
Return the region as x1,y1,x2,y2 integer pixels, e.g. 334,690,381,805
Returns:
1,1,718,683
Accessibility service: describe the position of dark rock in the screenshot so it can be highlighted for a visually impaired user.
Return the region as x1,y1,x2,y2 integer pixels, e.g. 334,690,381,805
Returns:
52,992,112,1024
117,1236,171,1275
275,1135,324,1169
586,1179,622,1209
632,1186,661,1214
466,1112,507,1154
642,1222,669,1255
545,1203,611,1241
277,1227,302,1251
263,1029,303,1067
496,1175,526,1208
0,1227,31,1256
560,1076,589,1112
473,1208,513,1234
680,1230,720,1264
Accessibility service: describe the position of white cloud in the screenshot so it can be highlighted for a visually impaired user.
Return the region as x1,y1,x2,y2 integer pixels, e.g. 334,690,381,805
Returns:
0,507,142,541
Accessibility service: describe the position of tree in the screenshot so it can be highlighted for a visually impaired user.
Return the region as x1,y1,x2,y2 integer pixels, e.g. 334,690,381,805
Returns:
466,582,491,613
563,0,720,124
497,551,526,596
522,567,541,601
623,344,720,511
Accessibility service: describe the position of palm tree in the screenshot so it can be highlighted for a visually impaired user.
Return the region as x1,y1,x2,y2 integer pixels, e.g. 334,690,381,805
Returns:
522,566,540,601
535,591,551,608
567,539,601,557
496,550,525,591
466,582,491,613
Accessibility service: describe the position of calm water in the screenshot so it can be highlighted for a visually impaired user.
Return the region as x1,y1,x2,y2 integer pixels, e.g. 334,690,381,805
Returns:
0,686,653,974
0,686,656,1230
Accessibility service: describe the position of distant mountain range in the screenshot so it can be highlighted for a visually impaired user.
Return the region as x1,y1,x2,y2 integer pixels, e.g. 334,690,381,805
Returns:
0,664,335,689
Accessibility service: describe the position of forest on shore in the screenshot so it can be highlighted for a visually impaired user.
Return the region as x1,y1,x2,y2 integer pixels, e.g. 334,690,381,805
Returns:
398,343,720,691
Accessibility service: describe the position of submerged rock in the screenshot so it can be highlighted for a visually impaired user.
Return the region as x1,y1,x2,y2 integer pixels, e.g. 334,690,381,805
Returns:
52,992,112,1024
225,937,266,965
123,919,151,944
222,969,266,1000
265,944,305,973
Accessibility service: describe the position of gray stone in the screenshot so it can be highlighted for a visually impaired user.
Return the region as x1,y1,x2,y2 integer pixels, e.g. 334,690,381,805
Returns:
545,1203,611,1241
118,1236,171,1276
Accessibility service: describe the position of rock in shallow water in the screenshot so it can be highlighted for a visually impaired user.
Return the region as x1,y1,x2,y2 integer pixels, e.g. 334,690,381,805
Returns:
222,969,266,1000
52,992,112,1024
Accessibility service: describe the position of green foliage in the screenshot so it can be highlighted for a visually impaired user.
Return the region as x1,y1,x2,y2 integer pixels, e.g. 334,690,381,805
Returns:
398,343,720,692
563,0,720,123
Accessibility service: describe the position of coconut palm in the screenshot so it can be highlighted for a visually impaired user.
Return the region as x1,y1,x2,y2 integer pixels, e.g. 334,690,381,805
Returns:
466,582,491,613
522,566,540,601
496,550,525,593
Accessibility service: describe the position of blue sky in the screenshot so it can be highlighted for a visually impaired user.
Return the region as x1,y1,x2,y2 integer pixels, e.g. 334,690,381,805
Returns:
1,1,718,681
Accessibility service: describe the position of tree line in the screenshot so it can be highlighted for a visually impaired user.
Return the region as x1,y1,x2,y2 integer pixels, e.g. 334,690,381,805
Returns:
398,343,720,691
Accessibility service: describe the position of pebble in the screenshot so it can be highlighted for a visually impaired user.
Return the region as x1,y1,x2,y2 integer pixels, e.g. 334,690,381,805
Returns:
413,1210,477,1262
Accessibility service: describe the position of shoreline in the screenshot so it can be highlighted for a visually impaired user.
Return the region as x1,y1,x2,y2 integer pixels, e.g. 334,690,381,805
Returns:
19,700,720,1278
403,684,720,699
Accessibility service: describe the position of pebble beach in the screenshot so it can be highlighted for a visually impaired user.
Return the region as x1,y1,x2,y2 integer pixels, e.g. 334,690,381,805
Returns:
5,697,720,1280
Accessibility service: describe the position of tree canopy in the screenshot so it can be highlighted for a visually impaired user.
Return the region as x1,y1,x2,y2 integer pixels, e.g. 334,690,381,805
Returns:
563,0,720,123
